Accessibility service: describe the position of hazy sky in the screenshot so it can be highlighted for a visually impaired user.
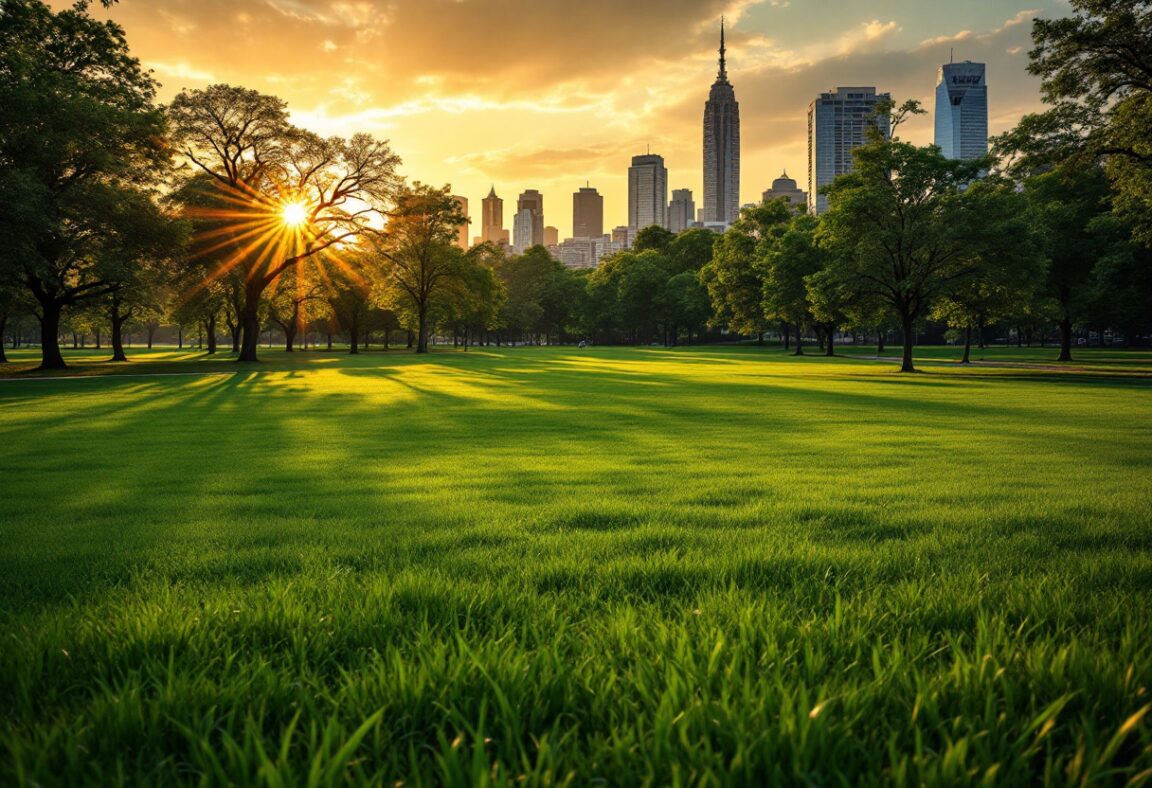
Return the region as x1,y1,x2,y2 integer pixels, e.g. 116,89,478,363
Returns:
88,0,1069,238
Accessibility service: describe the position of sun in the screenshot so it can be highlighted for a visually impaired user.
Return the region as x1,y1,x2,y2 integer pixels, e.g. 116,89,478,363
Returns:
280,201,308,228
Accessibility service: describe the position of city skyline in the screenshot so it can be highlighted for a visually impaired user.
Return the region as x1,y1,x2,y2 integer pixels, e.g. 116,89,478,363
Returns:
82,0,1064,237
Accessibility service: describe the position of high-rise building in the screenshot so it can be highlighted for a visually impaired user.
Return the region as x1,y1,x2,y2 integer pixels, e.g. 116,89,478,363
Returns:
668,189,696,234
762,172,807,212
572,186,604,239
512,208,534,254
476,186,509,246
612,225,631,248
517,189,545,247
628,154,668,232
450,194,469,250
935,61,988,161
703,19,740,226
807,86,890,215
544,226,559,247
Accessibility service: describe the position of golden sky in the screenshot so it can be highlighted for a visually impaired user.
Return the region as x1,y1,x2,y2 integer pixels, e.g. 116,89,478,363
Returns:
87,0,1064,238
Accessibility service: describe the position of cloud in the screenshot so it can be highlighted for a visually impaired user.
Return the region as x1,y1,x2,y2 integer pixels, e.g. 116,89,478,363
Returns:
94,0,1056,237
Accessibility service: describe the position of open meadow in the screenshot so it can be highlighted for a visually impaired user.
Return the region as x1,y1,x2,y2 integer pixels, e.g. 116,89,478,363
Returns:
1,346,1151,785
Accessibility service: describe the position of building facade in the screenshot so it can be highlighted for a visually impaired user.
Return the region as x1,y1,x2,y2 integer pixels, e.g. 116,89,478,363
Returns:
476,186,509,246
572,186,604,239
668,189,696,234
628,154,668,232
702,20,740,226
517,189,545,247
512,208,534,254
934,61,988,161
762,172,807,212
450,195,469,250
807,86,890,214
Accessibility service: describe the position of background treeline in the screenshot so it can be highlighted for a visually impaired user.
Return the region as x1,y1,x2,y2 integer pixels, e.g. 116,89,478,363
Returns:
1,0,1149,372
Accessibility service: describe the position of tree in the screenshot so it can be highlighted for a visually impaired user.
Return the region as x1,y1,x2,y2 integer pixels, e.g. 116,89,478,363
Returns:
818,114,1021,371
0,0,174,369
326,258,372,354
168,84,401,361
1024,164,1128,361
1022,0,1152,246
761,212,824,355
700,202,792,342
437,253,504,349
268,263,324,352
925,180,1043,363
372,184,469,353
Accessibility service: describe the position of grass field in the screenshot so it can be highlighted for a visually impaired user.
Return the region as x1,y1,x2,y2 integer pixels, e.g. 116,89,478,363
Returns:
1,346,1151,785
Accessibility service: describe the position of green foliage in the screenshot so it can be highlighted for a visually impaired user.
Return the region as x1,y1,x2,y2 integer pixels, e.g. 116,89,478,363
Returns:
168,83,401,360
700,201,792,338
818,135,1032,371
0,0,175,368
1023,164,1130,360
490,246,577,343
1005,0,1152,244
371,184,471,353
0,347,1150,784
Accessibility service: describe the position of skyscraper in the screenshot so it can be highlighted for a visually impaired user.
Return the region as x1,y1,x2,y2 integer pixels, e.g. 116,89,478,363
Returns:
450,194,469,250
572,186,604,239
935,61,988,161
544,226,559,247
807,86,890,215
668,189,696,234
512,208,534,254
517,189,545,247
702,19,740,226
476,186,509,247
628,153,668,232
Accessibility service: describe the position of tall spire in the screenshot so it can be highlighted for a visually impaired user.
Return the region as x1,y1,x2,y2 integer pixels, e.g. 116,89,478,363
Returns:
717,17,728,83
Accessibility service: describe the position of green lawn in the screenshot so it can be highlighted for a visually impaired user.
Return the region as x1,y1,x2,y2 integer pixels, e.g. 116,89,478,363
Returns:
1,346,1150,785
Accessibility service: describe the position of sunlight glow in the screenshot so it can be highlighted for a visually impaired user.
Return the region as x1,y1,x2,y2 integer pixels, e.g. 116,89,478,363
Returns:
281,201,309,227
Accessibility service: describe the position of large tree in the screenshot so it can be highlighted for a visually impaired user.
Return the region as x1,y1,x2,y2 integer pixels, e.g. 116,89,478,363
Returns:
371,184,469,353
1024,165,1129,360
0,0,175,369
819,122,1032,371
168,84,400,361
699,201,793,342
1025,0,1152,244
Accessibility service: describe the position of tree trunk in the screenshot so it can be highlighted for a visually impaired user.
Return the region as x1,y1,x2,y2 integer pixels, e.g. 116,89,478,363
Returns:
110,301,128,362
407,329,414,349
349,315,360,354
416,304,429,354
961,325,972,365
900,314,916,372
72,331,79,349
0,313,8,363
825,326,834,357
147,326,156,349
206,314,218,355
238,282,262,362
178,326,184,349
326,333,333,351
793,323,804,356
1057,317,1073,362
37,300,67,370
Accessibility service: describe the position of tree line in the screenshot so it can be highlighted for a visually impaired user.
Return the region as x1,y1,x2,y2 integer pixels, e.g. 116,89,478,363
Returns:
1,0,1148,372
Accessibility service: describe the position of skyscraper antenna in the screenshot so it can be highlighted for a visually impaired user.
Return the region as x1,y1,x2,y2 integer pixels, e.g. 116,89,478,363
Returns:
718,17,728,82
950,48,954,64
